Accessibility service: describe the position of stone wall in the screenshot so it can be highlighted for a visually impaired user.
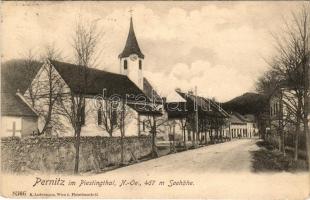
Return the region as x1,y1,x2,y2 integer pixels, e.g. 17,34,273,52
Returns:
1,136,152,173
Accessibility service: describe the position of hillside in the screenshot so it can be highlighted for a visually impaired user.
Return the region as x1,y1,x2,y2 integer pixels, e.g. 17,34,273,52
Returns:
222,92,268,115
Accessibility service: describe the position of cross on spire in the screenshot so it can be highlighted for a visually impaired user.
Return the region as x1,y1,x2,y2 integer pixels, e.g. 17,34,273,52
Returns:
118,10,145,59
129,8,133,17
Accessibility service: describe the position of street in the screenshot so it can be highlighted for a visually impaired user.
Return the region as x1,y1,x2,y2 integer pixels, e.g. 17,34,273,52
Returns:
109,139,259,174
88,139,309,199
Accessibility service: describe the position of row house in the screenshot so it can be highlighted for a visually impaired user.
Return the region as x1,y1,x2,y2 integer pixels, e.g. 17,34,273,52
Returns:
229,112,257,138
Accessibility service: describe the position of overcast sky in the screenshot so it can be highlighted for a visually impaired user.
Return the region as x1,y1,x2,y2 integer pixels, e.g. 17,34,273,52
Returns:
1,1,305,102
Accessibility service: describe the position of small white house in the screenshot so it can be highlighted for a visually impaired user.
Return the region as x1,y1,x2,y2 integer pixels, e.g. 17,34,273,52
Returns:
1,92,38,137
1,59,41,137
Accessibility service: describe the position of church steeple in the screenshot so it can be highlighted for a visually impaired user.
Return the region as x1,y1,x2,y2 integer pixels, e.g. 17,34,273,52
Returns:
119,17,144,59
119,15,144,90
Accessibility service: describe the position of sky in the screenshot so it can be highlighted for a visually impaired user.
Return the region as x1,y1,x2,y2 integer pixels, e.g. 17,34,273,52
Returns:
1,1,305,102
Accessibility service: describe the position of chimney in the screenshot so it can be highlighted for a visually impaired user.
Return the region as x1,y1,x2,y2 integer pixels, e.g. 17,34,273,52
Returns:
175,88,181,92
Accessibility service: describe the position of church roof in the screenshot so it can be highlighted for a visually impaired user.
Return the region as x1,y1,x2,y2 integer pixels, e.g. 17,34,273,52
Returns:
143,78,162,104
50,60,150,102
164,102,188,119
1,59,42,94
229,112,247,125
127,103,162,116
243,114,256,122
119,17,144,59
176,90,229,118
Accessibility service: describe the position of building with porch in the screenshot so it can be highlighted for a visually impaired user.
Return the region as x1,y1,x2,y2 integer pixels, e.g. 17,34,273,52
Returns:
229,112,257,138
163,89,230,148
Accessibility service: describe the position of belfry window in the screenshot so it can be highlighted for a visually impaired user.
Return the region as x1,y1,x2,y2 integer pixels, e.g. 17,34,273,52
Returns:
139,60,142,70
124,60,128,70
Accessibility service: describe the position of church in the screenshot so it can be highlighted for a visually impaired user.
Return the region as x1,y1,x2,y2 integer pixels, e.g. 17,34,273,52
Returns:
9,16,165,137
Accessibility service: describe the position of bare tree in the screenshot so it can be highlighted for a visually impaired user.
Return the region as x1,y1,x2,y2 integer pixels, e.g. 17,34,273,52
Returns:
97,100,119,136
256,69,282,97
256,4,310,164
96,99,133,137
22,50,41,108
39,45,65,135
143,113,168,158
295,4,310,169
273,5,309,161
176,117,188,150
58,19,102,174
23,45,65,136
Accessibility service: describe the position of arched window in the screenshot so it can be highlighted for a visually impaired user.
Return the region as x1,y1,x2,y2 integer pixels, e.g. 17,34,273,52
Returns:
274,102,276,115
139,60,142,70
142,121,145,131
124,60,128,70
111,109,118,126
98,109,102,125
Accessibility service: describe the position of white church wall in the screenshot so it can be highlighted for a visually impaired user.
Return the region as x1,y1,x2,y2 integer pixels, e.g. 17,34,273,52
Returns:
23,62,143,137
24,62,71,136
82,100,140,137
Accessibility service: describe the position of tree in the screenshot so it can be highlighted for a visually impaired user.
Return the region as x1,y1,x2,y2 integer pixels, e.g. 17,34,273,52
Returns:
23,45,65,136
295,5,310,167
39,45,65,135
176,117,188,149
256,4,310,164
96,99,120,137
95,96,134,164
95,97,134,137
143,113,168,158
22,49,42,108
58,19,102,174
272,4,310,161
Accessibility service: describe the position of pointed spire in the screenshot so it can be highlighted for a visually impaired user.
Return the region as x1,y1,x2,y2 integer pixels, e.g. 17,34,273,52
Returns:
119,17,145,59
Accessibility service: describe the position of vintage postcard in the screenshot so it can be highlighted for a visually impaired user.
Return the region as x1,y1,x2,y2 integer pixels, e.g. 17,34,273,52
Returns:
0,1,310,199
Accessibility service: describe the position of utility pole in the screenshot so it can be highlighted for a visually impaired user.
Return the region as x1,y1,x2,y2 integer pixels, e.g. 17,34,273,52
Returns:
120,98,125,164
229,121,232,141
195,86,199,147
304,46,310,169
279,89,285,156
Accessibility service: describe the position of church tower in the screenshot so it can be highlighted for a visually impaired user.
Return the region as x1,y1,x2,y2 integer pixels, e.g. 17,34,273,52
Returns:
119,17,144,90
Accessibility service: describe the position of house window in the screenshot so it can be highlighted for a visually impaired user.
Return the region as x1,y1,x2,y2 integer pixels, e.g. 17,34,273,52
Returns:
124,60,128,70
98,109,102,125
139,60,142,70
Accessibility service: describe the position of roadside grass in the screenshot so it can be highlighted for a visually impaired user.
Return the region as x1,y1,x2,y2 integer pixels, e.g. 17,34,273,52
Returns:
251,140,308,173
